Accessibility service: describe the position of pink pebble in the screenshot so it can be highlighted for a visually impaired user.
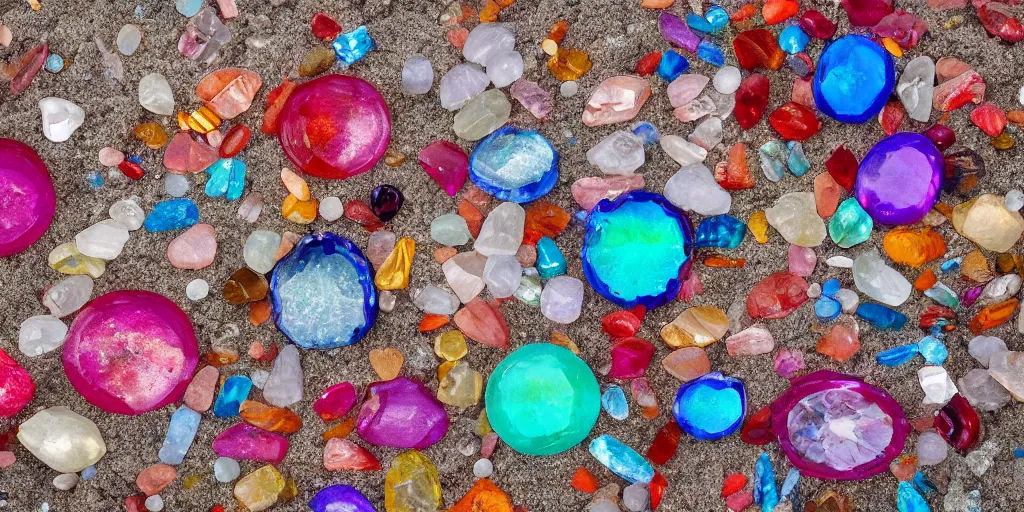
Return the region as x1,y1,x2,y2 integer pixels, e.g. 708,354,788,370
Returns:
726,490,753,511
99,146,125,167
167,224,217,270
183,365,219,413
206,129,224,148
677,270,703,302
0,451,15,468
787,244,816,277
481,432,498,458
216,0,239,19
314,382,357,421
774,349,805,379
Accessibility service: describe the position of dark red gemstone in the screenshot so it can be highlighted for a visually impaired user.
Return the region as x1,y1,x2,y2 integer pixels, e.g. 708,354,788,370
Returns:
732,29,785,71
117,160,145,180
124,496,148,512
646,421,682,465
734,74,770,130
841,0,894,27
799,9,838,39
978,3,1024,43
943,149,986,196
311,12,342,40
934,394,982,452
922,124,956,153
608,337,655,379
878,100,905,136
768,102,822,141
825,144,858,192
370,184,404,222
602,309,642,338
740,406,775,445
344,199,384,231
919,305,957,331
219,124,252,158
636,51,662,76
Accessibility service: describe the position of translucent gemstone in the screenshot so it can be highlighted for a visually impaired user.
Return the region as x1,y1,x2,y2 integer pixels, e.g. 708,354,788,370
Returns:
882,227,946,267
583,191,693,309
662,347,710,382
310,485,376,512
661,306,729,348
842,0,893,26
547,48,592,81
430,214,470,246
401,55,433,95
138,73,175,115
660,135,707,166
263,345,303,407
159,406,201,464
443,251,486,303
331,26,374,65
968,335,1008,367
469,127,557,202
989,351,1024,399
357,377,449,449
916,430,948,465
664,164,731,215
418,141,469,196
933,70,986,112
233,465,285,512
177,8,230,62
589,435,654,485
277,74,390,180
163,132,218,174
0,348,34,417
213,423,289,465
474,202,525,256
656,50,689,82
483,254,522,298
39,97,84,142
766,192,826,247
959,369,1010,412
582,76,651,127
241,230,279,274
978,2,1024,43
853,249,912,306
269,233,377,349
42,275,93,318
689,116,723,150
540,275,584,324
375,238,415,290
768,102,821,140
828,198,873,248
413,285,459,316
734,74,770,130
658,12,699,52
384,451,442,512
485,50,523,88
733,29,785,71
436,360,482,408
787,245,816,276
747,272,809,319
918,366,957,405
485,344,599,455
453,89,511,141
813,35,894,123
673,372,745,440
463,23,515,65
666,74,709,108
509,79,552,119
713,66,741,94
587,130,645,175
817,316,861,361
19,314,67,357
18,407,105,472
571,175,645,211
48,242,105,278
63,291,198,415
313,382,356,421
439,64,489,110
856,133,942,225
725,324,774,357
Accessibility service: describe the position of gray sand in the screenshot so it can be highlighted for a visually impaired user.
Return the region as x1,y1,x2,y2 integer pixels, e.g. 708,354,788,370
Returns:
2,0,1024,510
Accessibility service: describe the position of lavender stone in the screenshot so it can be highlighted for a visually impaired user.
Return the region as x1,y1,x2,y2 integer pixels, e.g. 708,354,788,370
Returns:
310,485,376,512
658,12,700,53
854,132,942,225
356,377,449,449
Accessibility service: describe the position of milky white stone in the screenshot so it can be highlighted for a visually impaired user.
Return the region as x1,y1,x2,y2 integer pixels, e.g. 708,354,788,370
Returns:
43,275,93,318
462,23,515,65
145,495,164,512
853,249,912,306
958,368,1010,412
622,483,650,512
689,116,723,150
896,56,935,123
485,50,524,88
17,407,106,473
560,81,579,97
165,174,189,197
431,213,471,246
53,473,79,491
186,279,209,301
713,66,742,94
475,202,525,256
138,73,174,116
664,164,731,216
834,288,860,313
918,366,957,405
917,429,948,466
401,54,434,95
473,458,493,478
766,193,826,248
968,336,1008,368
806,283,822,298
109,199,145,230
439,63,490,111
979,274,1021,306
243,230,281,274
116,24,142,55
75,220,130,260
263,344,303,407
1005,189,1024,211
540,275,584,324
826,255,854,268
250,369,270,389
483,254,522,299
19,315,68,357
319,196,343,221
214,457,241,483
379,290,397,313
442,251,487,303
412,285,460,315
39,97,85,142
587,130,645,175
660,135,707,166
453,89,511,141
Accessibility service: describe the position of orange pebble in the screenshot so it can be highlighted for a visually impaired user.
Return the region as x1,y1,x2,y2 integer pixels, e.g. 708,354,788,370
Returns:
447,27,470,49
249,300,271,325
434,247,457,264
205,347,239,367
969,299,1019,334
704,255,746,268
762,0,798,24
547,21,568,43
524,200,571,244
571,467,599,493
459,199,484,238
322,417,357,441
882,227,947,267
239,400,303,434
479,0,500,22
418,314,450,332
914,269,937,292
1008,110,1024,124
134,122,169,149
641,0,675,7
282,194,318,224
281,168,311,201
730,3,758,21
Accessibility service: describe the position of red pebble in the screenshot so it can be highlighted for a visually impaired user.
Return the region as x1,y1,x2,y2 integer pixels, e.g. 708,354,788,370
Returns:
740,406,775,445
730,4,758,22
608,338,655,379
344,200,384,231
799,9,837,39
841,0,894,27
933,70,986,112
733,29,785,71
636,52,662,76
210,507,225,512
747,272,808,319
261,78,297,134
791,77,814,109
978,2,1024,43
970,102,1007,137
734,74,770,130
825,144,858,191
601,310,641,338
721,473,748,497
762,0,798,24
124,496,148,512
649,471,667,510
219,125,252,158
768,102,821,141
934,394,982,452
878,100,905,135
726,490,754,511
922,124,956,152
117,160,144,180
628,304,647,322
0,349,34,418
311,13,342,40
646,421,682,465
570,467,599,493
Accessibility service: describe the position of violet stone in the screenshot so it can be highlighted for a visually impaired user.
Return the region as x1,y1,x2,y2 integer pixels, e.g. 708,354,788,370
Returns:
277,74,391,180
854,132,943,225
771,370,910,480
659,12,700,53
62,291,198,415
356,376,449,449
212,423,289,465
370,184,403,222
310,485,376,512
0,138,55,257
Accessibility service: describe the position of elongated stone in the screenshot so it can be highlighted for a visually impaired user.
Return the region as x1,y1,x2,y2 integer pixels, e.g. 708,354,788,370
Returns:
159,406,201,465
213,424,289,464
853,249,912,306
263,345,302,407
589,435,654,483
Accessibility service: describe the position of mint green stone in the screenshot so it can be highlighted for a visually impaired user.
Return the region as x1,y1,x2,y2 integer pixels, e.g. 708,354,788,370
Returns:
485,343,600,456
828,197,873,248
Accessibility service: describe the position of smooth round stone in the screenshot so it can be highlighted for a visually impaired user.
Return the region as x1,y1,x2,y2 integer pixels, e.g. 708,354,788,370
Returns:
469,126,558,203
855,132,943,225
186,279,209,301
485,343,600,456
62,291,199,415
582,190,694,309
310,485,376,512
0,139,56,257
813,35,895,123
278,74,391,180
672,372,745,440
269,233,378,349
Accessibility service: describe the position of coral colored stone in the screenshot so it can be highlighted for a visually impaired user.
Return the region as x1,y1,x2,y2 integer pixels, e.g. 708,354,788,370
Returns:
524,200,570,242
734,74,770,130
878,100,905,135
323,438,381,470
800,10,837,39
841,0,894,26
418,141,468,196
311,13,342,40
768,102,821,141
0,139,55,257
195,68,263,120
646,421,681,465
183,366,218,413
763,0,798,24
137,463,177,496
636,52,661,76
454,298,510,349
571,175,645,211
163,132,219,174
581,76,651,127
733,29,785,71
357,377,449,449
933,70,985,112
239,401,303,434
970,102,1007,137
219,125,251,158
722,473,747,497
814,172,843,217
278,74,391,180
816,317,861,361
969,299,1018,334
914,269,937,292
662,347,710,383
608,337,655,379
747,272,809,319
715,144,756,189
63,291,198,415
601,309,642,338
882,227,946,267
449,479,513,512
0,348,34,417
167,224,217,269
571,467,600,493
261,78,296,135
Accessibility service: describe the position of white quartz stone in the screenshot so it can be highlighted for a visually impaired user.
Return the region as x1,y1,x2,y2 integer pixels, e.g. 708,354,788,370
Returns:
660,134,708,166
664,164,731,216
263,344,303,407
319,196,344,221
587,130,645,175
439,63,490,111
109,199,146,231
17,407,106,473
412,285,460,315
853,249,912,307
401,54,434,95
474,202,525,256
462,23,515,65
540,275,584,324
483,254,522,298
713,66,742,94
19,315,68,356
484,50,524,88
43,275,93,318
39,97,85,142
75,219,130,260
138,73,174,116
442,251,487,303
918,365,957,405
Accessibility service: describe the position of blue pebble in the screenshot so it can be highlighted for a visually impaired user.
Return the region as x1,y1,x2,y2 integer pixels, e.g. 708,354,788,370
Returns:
601,385,629,421
85,171,105,190
588,434,654,484
80,466,97,481
470,127,559,203
657,50,689,82
686,7,729,34
673,372,745,441
175,0,202,17
813,35,895,123
205,158,247,201
631,121,660,145
332,26,375,66
1013,447,1024,458
822,279,841,297
780,468,800,501
778,25,810,54
213,375,252,417
694,215,745,249
536,237,567,280
756,453,779,512
814,296,841,321
786,141,810,176
144,198,199,232
940,257,962,273
696,40,725,67
44,54,64,73
574,210,588,222
127,155,142,165
759,140,788,182
912,471,938,496
856,303,907,330
896,481,930,512
917,336,948,365
159,406,201,465
876,344,920,367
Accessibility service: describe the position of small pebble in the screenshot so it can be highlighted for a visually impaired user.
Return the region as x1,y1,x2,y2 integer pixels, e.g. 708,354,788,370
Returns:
826,255,854,268
1005,189,1024,211
165,174,190,197
473,458,493,478
80,466,97,481
52,473,79,491
319,196,344,221
806,282,821,298
214,457,241,483
116,24,143,55
379,290,397,312
44,54,64,73
560,81,579,97
144,495,164,512
186,279,209,301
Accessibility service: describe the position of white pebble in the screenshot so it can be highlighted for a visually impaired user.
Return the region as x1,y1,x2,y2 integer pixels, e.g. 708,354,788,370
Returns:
560,81,579,97
826,255,854,268
186,279,209,301
472,458,493,478
164,174,189,197
806,283,821,298
1005,189,1024,211
52,473,79,491
116,24,142,56
250,369,270,389
214,457,241,483
109,199,145,231
713,65,742,94
144,495,164,512
319,196,344,221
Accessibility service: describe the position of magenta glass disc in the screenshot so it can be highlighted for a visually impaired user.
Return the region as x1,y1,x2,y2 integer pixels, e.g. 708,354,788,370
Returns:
0,138,55,257
63,290,199,415
277,74,391,180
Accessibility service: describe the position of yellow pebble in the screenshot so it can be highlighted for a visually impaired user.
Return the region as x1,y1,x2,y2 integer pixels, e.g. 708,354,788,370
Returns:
881,38,902,58
234,465,285,512
748,211,770,244
374,238,415,290
437,360,456,382
477,410,492,436
945,15,963,29
176,112,191,131
992,132,1015,150
281,194,318,224
182,474,203,489
49,242,106,277
541,38,558,56
434,330,468,361
186,106,221,134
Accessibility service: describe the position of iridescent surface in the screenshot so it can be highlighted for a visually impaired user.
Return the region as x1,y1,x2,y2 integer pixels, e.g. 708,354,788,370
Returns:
469,126,558,203
0,138,55,257
582,191,693,309
62,290,199,415
813,35,895,123
485,343,600,456
672,372,745,440
269,233,377,349
855,132,943,225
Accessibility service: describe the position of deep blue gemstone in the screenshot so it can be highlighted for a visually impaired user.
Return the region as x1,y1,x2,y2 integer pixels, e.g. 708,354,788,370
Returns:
696,40,725,67
856,303,908,330
672,372,745,440
813,35,895,123
821,279,841,297
213,375,252,417
876,344,919,367
469,126,559,203
657,50,689,82
309,485,376,512
694,215,745,249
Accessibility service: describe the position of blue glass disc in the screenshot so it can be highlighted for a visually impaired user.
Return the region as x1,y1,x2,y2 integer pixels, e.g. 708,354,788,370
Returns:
469,126,559,203
812,35,895,123
582,191,693,309
672,372,746,440
269,233,378,349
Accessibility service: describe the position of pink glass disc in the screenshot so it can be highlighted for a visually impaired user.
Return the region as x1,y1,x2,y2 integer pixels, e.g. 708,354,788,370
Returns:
0,138,55,257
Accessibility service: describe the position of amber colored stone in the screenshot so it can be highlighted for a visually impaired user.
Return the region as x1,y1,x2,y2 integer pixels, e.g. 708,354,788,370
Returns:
992,132,1015,150
450,479,513,512
547,48,592,81
547,20,568,43
825,144,858,192
1008,110,1024,125
219,124,251,158
175,112,191,131
733,29,785,71
769,102,821,141
660,306,730,348
636,51,662,76
747,211,769,244
384,149,405,167
261,78,296,135
762,0,798,24
715,143,755,190
186,106,222,134
646,421,681,465
880,37,903,58
134,122,168,149
969,299,1019,334
239,400,303,434
571,467,600,493
914,269,937,292
809,489,853,512
458,199,484,238
995,253,1021,274
375,238,415,290
282,194,318,225
224,268,268,304
816,316,860,361
882,227,947,267
478,0,501,22
205,347,239,367
704,255,746,267
248,300,271,326
550,331,580,354
368,347,404,381
299,46,336,77
740,406,774,445
434,247,457,264
961,250,993,283
322,417,357,441
523,200,570,243
418,314,449,332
